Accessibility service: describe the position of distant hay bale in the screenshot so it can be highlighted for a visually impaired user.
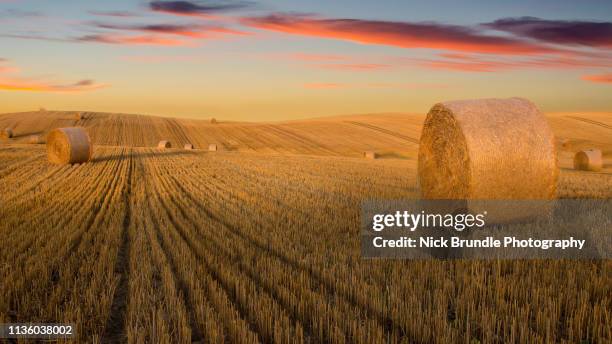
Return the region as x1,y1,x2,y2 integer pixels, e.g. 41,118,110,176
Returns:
158,140,171,149
75,112,84,120
184,143,194,150
210,118,217,124
574,149,603,172
29,135,45,144
39,107,46,112
0,128,13,140
364,151,377,159
46,127,92,164
208,144,218,151
419,97,558,202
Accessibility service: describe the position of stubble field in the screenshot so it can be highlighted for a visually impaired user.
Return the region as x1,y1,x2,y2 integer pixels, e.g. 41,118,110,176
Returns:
0,110,611,343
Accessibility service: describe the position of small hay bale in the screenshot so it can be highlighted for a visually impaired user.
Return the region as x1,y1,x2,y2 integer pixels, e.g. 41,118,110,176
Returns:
210,118,217,124
208,144,218,151
75,112,84,120
29,135,45,144
419,97,557,200
0,128,13,140
184,143,194,150
46,127,92,164
158,140,171,149
574,149,603,172
364,151,377,159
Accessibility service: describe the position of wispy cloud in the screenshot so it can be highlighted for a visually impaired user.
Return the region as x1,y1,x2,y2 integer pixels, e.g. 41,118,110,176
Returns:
150,0,255,17
119,54,203,63
582,73,612,84
91,22,247,38
88,10,138,18
483,17,612,48
0,60,106,93
303,82,345,89
242,13,560,55
316,63,390,71
303,82,448,89
76,33,189,46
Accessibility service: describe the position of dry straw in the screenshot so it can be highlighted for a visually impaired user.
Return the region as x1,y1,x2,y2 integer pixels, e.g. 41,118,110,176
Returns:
47,127,92,164
574,149,603,171
158,140,171,148
418,98,558,213
208,143,218,151
29,135,45,144
184,143,194,150
364,151,377,159
1,128,13,140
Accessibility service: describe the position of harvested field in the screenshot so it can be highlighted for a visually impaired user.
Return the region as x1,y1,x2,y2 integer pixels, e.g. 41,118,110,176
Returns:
0,111,610,343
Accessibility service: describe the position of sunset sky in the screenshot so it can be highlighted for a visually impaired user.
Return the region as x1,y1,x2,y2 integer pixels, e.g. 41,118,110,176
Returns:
1,0,611,121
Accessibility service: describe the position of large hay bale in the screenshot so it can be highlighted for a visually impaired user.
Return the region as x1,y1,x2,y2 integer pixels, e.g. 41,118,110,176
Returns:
419,97,558,201
29,135,45,144
184,143,194,150
574,149,603,171
208,144,218,151
158,140,171,148
364,151,377,159
0,128,13,140
47,127,92,164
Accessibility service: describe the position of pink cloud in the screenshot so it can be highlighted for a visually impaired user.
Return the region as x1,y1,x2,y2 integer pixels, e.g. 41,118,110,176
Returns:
582,73,612,84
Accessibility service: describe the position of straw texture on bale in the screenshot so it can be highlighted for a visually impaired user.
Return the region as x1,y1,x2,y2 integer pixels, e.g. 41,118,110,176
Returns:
418,97,558,202
1,128,13,140
184,143,194,150
46,127,92,164
364,151,377,159
29,135,45,144
158,140,171,148
574,149,603,171
208,144,218,151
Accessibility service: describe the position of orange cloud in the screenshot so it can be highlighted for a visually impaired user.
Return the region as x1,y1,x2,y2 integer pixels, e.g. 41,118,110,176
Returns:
0,78,106,92
582,73,612,84
242,13,560,55
0,60,106,93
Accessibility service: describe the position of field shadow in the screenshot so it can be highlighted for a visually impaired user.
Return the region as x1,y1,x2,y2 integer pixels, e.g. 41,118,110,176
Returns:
93,150,199,163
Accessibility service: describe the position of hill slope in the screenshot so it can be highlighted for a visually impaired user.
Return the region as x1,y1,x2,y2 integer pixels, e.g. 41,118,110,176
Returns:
0,110,610,167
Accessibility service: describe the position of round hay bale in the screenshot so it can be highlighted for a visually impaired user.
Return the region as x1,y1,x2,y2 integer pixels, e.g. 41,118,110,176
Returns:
574,149,603,171
210,118,217,124
184,143,194,150
0,128,13,140
364,151,377,159
158,140,171,148
418,97,558,201
46,127,92,164
208,143,218,151
29,135,45,144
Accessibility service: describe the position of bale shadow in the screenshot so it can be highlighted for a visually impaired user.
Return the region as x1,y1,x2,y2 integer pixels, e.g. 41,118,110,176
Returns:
10,130,46,139
92,149,200,163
